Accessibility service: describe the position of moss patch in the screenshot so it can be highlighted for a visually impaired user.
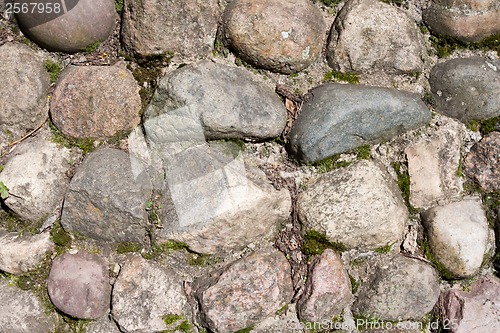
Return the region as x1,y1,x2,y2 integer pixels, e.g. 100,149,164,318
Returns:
43,60,62,84
234,326,254,333
50,220,72,254
418,238,455,280
392,162,418,215
349,274,360,294
313,155,351,173
374,243,393,254
116,241,142,254
315,0,343,7
323,70,360,84
430,33,500,58
49,121,95,155
81,41,100,54
162,314,192,333
115,0,124,13
303,230,347,258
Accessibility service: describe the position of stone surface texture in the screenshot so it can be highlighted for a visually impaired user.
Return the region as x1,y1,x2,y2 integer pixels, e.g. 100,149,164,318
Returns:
429,57,500,123
421,197,489,277
464,131,500,192
0,230,53,275
353,254,440,321
50,62,142,140
405,118,464,209
112,254,191,333
298,160,408,250
327,0,425,74
0,279,57,332
288,83,431,162
143,61,287,141
297,249,352,322
61,148,152,244
194,247,293,333
0,127,79,222
86,317,122,333
223,0,325,74
423,0,500,42
440,276,500,333
47,251,111,319
0,43,49,153
15,0,115,53
121,0,219,59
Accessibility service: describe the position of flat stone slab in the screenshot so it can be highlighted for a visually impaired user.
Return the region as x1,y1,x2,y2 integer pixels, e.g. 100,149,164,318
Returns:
429,57,500,123
288,83,431,163
193,247,293,333
50,62,142,140
223,0,325,74
421,196,489,278
0,230,54,275
112,254,191,333
326,0,425,74
143,61,287,141
61,147,152,244
47,251,111,319
298,160,408,250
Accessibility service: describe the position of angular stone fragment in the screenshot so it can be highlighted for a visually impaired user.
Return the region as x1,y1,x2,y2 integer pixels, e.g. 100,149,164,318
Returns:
50,62,141,140
112,254,191,333
464,132,500,192
288,83,431,163
421,197,489,277
298,160,407,250
424,0,500,42
193,247,293,333
143,61,287,141
353,254,440,321
297,249,352,322
326,0,425,74
121,0,219,58
0,230,54,275
61,148,151,244
429,57,500,123
223,0,325,74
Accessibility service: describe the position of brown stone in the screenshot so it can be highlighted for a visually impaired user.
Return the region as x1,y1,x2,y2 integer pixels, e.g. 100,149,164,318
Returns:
464,132,500,192
424,0,500,42
50,62,141,140
223,0,325,74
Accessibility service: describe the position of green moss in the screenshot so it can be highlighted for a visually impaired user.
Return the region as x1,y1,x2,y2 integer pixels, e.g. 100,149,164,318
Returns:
162,314,192,333
0,165,4,173
275,303,289,316
418,238,455,280
303,230,348,258
81,41,100,54
355,144,371,160
0,180,9,200
49,121,95,155
115,0,124,13
392,162,419,215
187,253,221,267
349,257,365,267
323,70,359,84
430,33,500,58
374,243,393,254
116,241,142,254
43,60,62,84
349,275,360,294
234,327,254,333
479,116,500,136
313,155,351,173
380,0,406,6
50,220,72,252
141,240,191,260
316,0,342,7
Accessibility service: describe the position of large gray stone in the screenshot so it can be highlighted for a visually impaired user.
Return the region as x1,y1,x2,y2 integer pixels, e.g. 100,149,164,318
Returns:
405,118,464,209
223,0,325,74
193,247,293,333
50,62,142,140
297,249,352,322
424,0,500,42
326,0,425,74
143,61,287,141
440,276,500,333
288,83,431,163
464,132,500,192
421,197,489,278
353,254,440,321
86,316,121,333
47,251,111,319
429,57,500,123
155,142,291,254
112,254,191,333
0,43,49,153
0,278,57,332
15,0,115,53
0,230,54,275
61,148,152,244
121,0,219,59
298,160,408,251
0,127,79,222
